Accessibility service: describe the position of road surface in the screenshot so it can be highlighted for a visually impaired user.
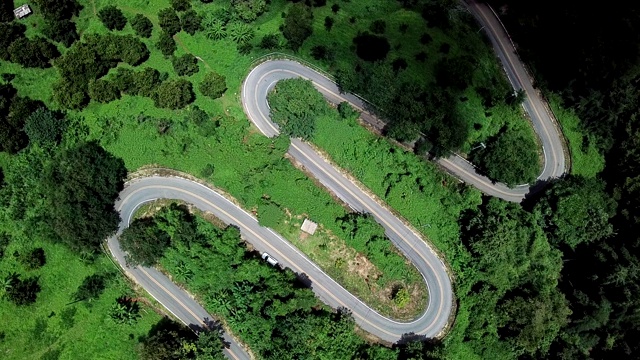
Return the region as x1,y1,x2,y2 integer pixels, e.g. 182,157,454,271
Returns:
106,1,567,358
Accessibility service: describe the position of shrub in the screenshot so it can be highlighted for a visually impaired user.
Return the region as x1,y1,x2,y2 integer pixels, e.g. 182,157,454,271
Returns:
98,6,127,31
172,54,199,76
153,79,194,109
180,10,202,35
131,14,153,38
157,31,177,56
199,72,227,99
170,0,191,12
89,79,121,103
8,37,60,68
158,8,181,35
43,19,79,47
259,34,280,50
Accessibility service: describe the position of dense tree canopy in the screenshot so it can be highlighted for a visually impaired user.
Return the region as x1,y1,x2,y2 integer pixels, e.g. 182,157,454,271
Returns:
172,54,200,76
8,37,60,68
232,0,267,22
470,126,539,186
267,78,328,139
131,14,154,38
199,72,227,99
98,6,127,31
120,217,171,266
33,0,82,21
156,31,177,56
158,8,181,36
152,79,194,109
40,141,126,251
180,9,202,35
42,19,79,47
24,108,66,146
282,3,313,51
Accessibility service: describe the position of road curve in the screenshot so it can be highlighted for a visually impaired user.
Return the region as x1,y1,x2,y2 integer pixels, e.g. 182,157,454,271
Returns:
241,63,454,339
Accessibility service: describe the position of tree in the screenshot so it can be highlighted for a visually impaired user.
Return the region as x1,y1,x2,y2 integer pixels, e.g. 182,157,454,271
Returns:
267,78,328,139
172,54,200,76
0,0,14,22
227,22,254,44
353,33,390,62
17,248,46,270
533,175,616,249
370,19,387,34
109,296,141,325
73,274,106,302
131,67,163,97
257,201,284,228
282,3,313,51
88,79,121,103
170,0,191,12
470,126,539,186
152,79,194,109
331,3,340,13
131,14,154,38
156,31,177,56
259,34,279,50
42,19,79,47
435,56,476,90
139,318,198,360
181,9,202,35
203,18,226,40
0,22,27,61
199,72,227,99
33,0,82,21
337,101,359,120
0,88,44,153
119,217,170,267
98,6,127,31
231,0,267,22
8,37,60,68
24,108,66,146
158,8,181,35
4,274,41,306
41,141,127,252
324,16,334,31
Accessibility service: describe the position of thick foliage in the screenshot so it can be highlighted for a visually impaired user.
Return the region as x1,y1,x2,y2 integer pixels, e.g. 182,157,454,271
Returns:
131,14,154,38
199,72,227,99
33,0,82,21
152,79,194,109
8,37,60,68
267,78,328,139
156,31,177,56
282,3,313,50
120,217,171,266
98,6,127,31
24,108,66,146
172,54,200,76
42,19,79,47
40,141,126,252
158,8,181,36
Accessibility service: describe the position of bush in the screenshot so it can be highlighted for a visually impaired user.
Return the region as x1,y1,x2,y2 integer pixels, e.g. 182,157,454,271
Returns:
199,72,227,99
267,78,328,139
73,274,107,302
8,37,60,68
156,31,177,56
158,8,181,35
283,3,313,51
353,33,390,62
170,0,191,12
33,0,82,21
119,217,171,266
4,274,41,306
259,34,280,50
338,101,359,120
172,54,199,76
17,248,47,270
98,6,128,31
89,79,121,103
131,14,153,38
24,108,66,145
180,10,202,35
232,0,267,23
0,22,27,61
43,19,79,47
153,79,194,109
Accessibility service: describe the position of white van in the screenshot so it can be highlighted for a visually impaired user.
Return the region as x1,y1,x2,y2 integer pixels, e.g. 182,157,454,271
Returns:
261,252,279,266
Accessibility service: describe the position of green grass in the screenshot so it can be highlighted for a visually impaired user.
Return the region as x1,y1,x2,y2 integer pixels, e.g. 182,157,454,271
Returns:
0,235,162,360
547,93,604,178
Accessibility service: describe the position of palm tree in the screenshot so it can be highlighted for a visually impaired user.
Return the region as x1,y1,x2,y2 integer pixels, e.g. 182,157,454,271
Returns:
227,22,254,44
203,16,226,40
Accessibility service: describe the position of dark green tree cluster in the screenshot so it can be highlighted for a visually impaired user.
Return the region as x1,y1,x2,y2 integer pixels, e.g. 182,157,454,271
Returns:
7,36,60,68
156,31,177,56
267,78,328,139
42,18,79,47
0,0,14,22
97,5,127,31
24,108,67,146
139,318,226,360
52,33,149,109
172,54,200,76
0,83,45,153
180,9,202,35
152,78,195,109
33,0,81,20
120,217,172,267
158,8,181,35
231,0,267,23
0,22,26,61
142,205,400,359
30,0,81,47
470,126,539,186
199,71,227,100
131,14,153,38
282,3,313,51
3,273,41,306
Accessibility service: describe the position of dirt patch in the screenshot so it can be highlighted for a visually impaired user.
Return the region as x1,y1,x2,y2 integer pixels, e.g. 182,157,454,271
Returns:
348,252,380,285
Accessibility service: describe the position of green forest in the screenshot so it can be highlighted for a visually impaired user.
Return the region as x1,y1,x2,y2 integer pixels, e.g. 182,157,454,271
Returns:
0,0,638,359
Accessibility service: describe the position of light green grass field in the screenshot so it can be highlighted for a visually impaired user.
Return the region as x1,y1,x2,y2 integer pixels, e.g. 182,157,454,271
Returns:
0,236,162,360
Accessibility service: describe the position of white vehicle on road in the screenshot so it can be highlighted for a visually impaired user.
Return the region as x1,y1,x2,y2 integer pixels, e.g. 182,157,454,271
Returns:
261,252,279,266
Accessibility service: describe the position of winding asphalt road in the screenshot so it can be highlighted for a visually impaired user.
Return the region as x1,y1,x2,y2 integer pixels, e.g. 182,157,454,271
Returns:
106,1,567,358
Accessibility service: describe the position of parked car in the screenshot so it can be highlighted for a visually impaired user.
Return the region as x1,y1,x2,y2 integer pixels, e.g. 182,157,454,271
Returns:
261,252,279,266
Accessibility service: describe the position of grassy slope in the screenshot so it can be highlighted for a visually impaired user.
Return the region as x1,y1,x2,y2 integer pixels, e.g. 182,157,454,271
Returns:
0,236,161,360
